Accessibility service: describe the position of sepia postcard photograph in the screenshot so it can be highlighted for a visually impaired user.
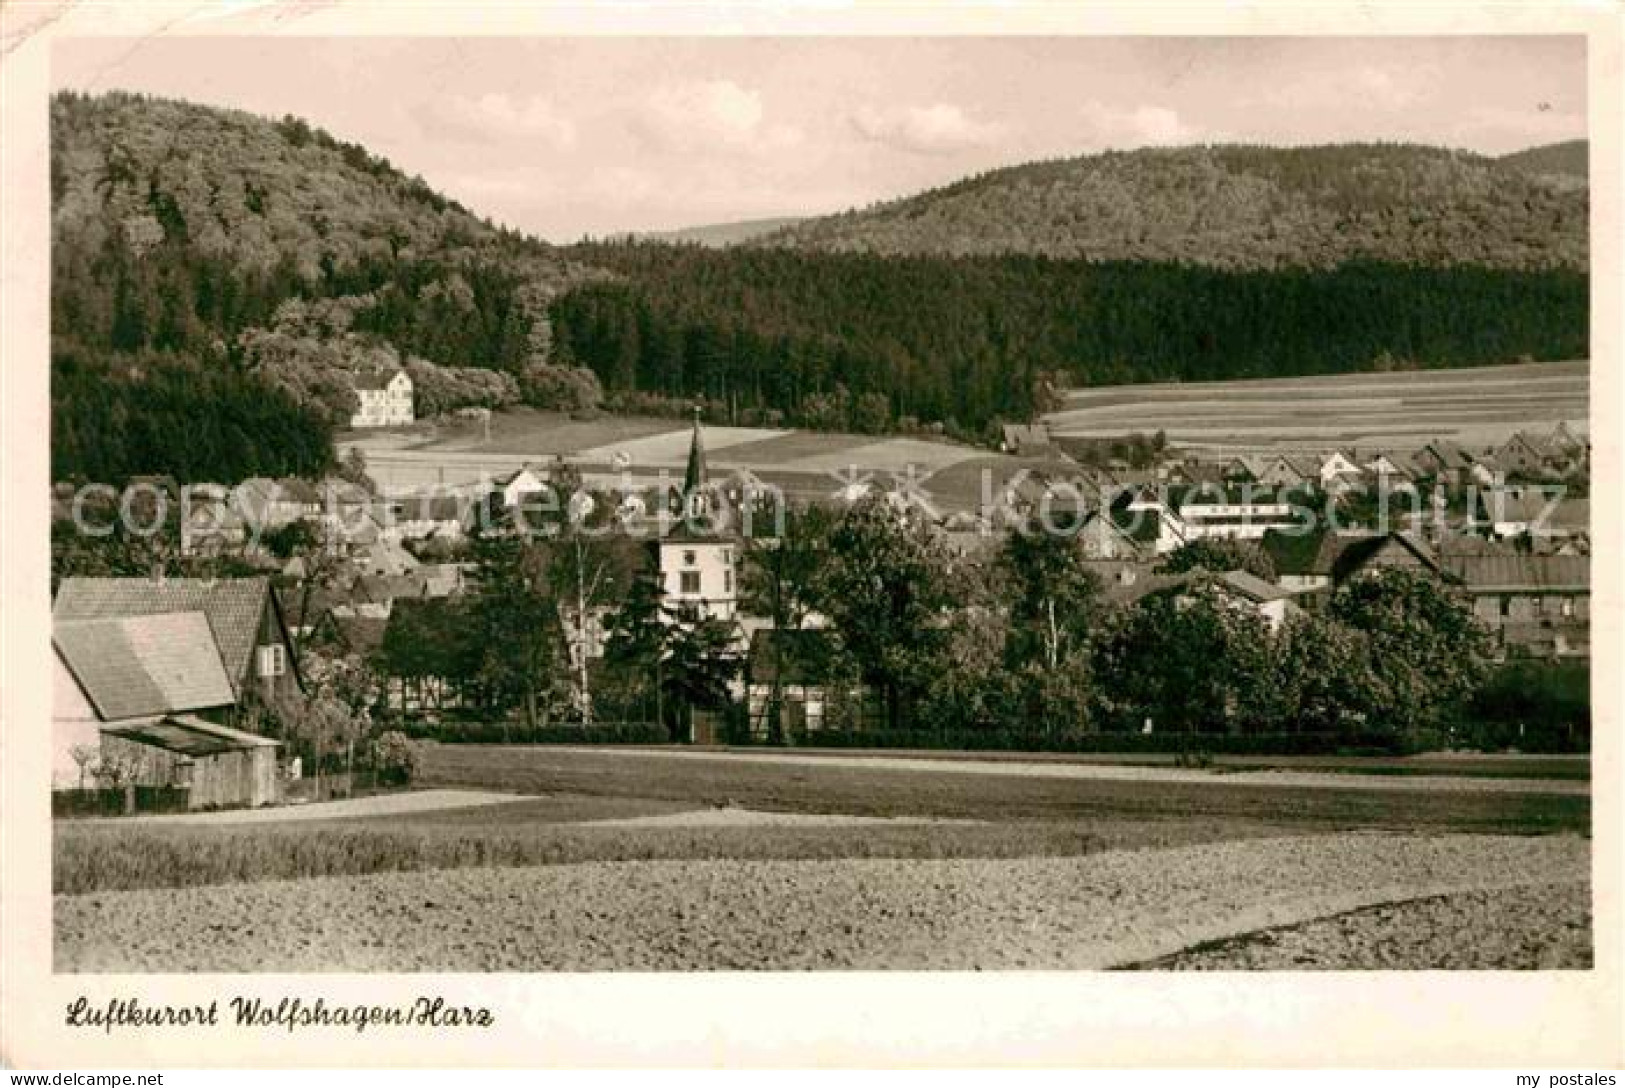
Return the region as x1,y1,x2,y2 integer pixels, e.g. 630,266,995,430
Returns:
2,0,1622,1071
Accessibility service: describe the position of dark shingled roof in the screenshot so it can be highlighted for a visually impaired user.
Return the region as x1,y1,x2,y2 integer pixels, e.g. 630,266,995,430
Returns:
352,369,407,392
1330,533,1442,583
1441,554,1590,590
54,612,235,721
1260,527,1331,577
53,577,278,695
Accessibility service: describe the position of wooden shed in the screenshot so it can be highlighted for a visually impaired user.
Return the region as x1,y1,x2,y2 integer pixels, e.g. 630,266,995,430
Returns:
101,715,281,810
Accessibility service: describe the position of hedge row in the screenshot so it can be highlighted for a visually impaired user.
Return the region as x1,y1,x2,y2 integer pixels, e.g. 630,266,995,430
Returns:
773,729,1431,757
52,785,191,817
396,721,670,745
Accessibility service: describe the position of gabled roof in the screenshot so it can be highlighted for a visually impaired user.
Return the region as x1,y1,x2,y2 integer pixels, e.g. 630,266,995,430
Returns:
1476,485,1567,526
1133,569,1293,607
352,369,408,392
54,612,235,721
274,478,323,505
1099,505,1162,545
1548,497,1589,531
1440,554,1589,590
1260,527,1333,577
1413,440,1475,471
1330,532,1442,583
54,577,280,694
1210,569,1294,603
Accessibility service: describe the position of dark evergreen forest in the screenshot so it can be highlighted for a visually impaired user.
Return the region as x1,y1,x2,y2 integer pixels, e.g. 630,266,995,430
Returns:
551,244,1588,439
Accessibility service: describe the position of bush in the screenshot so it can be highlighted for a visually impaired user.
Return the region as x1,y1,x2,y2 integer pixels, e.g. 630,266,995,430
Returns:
371,730,420,785
52,785,191,817
1456,661,1590,753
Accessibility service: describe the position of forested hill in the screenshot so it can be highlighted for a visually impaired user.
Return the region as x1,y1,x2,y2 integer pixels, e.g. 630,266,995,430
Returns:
755,143,1589,270
50,93,1590,479
51,91,596,484
1497,140,1588,181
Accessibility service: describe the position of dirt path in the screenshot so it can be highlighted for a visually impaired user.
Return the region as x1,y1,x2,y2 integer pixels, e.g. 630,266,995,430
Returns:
1138,883,1592,970
510,746,1589,796
56,832,1589,972
108,789,531,826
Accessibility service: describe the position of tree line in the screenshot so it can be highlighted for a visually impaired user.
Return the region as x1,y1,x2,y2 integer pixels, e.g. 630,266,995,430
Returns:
551,243,1588,439
357,494,1491,752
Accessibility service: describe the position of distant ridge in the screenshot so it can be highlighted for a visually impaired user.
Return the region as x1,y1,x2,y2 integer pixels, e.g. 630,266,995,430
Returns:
753,142,1589,270
639,216,806,248
1497,139,1588,181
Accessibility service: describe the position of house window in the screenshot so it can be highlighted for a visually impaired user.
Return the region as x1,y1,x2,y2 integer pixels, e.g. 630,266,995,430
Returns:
680,571,702,595
1561,598,1575,618
723,569,733,595
683,550,696,566
258,643,286,678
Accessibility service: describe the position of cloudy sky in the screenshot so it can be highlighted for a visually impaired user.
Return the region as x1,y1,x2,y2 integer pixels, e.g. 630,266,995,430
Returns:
53,36,1586,241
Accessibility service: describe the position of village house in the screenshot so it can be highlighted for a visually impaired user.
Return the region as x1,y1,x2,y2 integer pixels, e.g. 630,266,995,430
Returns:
348,369,414,429
392,493,474,541
376,596,478,715
1132,568,1304,633
1494,431,1557,479
494,463,556,511
1410,440,1480,487
52,611,238,789
1253,454,1320,489
1473,484,1570,540
1165,484,1307,542
744,628,856,739
1359,450,1411,484
998,422,1054,457
54,576,303,712
1104,488,1189,556
1261,529,1447,595
1260,527,1342,594
52,601,285,810
1221,455,1265,485
1316,450,1364,493
231,477,322,530
1438,553,1590,659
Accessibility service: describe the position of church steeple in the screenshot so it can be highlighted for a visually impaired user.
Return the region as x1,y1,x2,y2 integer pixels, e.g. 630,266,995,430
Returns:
682,405,708,503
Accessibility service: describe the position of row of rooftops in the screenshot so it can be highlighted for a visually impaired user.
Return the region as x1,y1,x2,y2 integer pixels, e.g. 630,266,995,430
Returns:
1256,529,1591,590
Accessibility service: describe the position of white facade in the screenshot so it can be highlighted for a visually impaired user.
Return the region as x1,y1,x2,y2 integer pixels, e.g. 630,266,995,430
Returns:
1177,499,1301,541
657,539,738,624
349,371,414,429
52,652,104,789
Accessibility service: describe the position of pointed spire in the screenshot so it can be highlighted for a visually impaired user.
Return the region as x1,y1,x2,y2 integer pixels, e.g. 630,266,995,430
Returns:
683,404,708,497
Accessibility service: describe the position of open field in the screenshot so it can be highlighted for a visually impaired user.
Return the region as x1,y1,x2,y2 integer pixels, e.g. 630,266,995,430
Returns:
341,408,1008,503
416,745,1590,829
1134,882,1592,970
54,745,1591,970
56,833,1589,971
1042,359,1589,452
678,747,1592,780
